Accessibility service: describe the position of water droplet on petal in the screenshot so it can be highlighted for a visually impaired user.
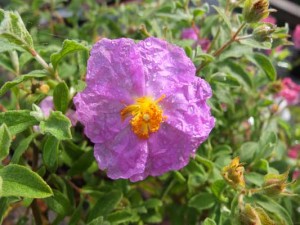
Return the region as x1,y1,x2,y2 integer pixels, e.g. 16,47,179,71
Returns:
188,105,194,114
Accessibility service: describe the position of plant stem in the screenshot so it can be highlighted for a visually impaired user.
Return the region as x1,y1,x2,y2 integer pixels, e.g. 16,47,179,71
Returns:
213,22,247,57
196,22,247,73
31,200,44,225
29,48,61,81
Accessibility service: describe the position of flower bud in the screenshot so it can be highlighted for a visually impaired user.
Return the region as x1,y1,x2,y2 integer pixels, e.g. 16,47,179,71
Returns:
222,157,245,189
240,204,261,225
39,84,50,94
262,171,288,196
253,24,275,42
243,0,275,23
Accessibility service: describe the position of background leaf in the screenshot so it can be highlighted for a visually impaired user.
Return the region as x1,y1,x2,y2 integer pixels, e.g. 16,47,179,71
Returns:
40,111,72,140
0,164,53,198
53,82,69,114
0,124,11,161
0,110,38,135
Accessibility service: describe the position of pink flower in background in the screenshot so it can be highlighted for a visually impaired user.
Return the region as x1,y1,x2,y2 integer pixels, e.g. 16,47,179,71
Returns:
38,96,77,126
293,25,300,49
288,144,300,159
74,37,215,182
262,16,276,24
181,27,210,52
39,96,54,118
278,77,300,105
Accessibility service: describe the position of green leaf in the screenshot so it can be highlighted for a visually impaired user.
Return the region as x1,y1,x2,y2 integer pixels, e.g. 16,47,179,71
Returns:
212,6,231,30
211,180,227,202
258,131,277,159
44,189,72,216
88,216,110,225
210,72,240,86
40,111,72,140
240,38,272,49
88,190,123,222
53,82,69,113
144,198,163,209
203,218,217,225
0,197,8,224
0,110,38,135
252,195,293,225
67,150,94,176
226,60,253,89
43,135,59,173
0,9,34,51
239,142,259,163
0,164,53,198
50,39,89,70
11,133,38,163
188,193,215,211
107,210,137,224
251,53,277,81
0,70,47,96
0,124,11,160
0,39,23,52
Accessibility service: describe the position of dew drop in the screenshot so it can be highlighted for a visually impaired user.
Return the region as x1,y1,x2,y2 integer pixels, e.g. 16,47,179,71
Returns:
146,41,151,47
188,105,194,114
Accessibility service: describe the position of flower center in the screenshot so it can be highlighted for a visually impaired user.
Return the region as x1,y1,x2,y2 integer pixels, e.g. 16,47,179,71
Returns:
120,95,166,139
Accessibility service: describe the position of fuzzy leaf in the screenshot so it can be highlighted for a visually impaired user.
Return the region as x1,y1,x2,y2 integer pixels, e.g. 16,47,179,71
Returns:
88,190,123,222
44,189,72,216
0,70,46,96
11,133,38,163
251,53,277,81
43,135,59,173
53,82,69,113
0,9,34,51
0,164,53,198
50,39,89,70
40,111,72,140
188,193,215,211
0,110,38,135
0,124,11,161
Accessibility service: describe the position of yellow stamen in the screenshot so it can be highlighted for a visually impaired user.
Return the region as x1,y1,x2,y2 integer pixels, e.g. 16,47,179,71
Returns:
120,95,166,139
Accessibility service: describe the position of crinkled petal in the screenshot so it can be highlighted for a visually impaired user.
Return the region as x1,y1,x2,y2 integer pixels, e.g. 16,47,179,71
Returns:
86,38,145,100
74,88,126,143
94,126,148,180
137,37,196,98
160,77,215,146
129,123,197,182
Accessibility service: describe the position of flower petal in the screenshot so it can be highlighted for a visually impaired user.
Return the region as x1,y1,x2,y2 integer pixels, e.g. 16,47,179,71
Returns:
129,123,197,182
161,77,215,146
74,88,127,143
86,38,146,100
94,126,148,180
137,37,196,98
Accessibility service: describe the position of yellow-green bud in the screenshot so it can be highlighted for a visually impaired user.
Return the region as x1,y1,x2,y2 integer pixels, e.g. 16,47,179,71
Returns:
262,171,288,196
39,84,50,94
221,157,245,189
243,0,274,23
240,204,261,225
240,205,276,225
253,24,276,42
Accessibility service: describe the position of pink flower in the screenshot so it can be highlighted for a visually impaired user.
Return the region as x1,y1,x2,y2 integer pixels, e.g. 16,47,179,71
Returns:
293,25,300,49
278,77,300,105
262,16,277,24
293,170,300,180
74,37,215,182
181,27,210,52
39,96,77,126
288,144,300,159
